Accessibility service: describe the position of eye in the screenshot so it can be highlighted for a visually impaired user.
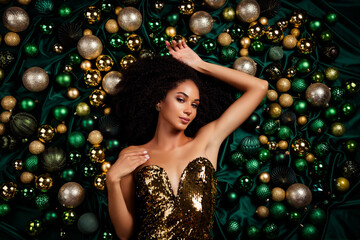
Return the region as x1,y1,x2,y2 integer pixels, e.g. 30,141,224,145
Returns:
177,97,185,103
192,103,199,108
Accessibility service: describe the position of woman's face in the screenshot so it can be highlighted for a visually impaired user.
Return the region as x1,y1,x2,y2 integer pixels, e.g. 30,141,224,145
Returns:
158,80,200,131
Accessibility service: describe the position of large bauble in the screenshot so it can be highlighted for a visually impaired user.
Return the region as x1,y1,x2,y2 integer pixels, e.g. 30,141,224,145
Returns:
77,35,103,60
22,67,49,92
204,0,226,10
102,71,123,96
117,7,142,32
232,57,257,76
58,182,85,208
41,147,66,172
189,11,213,36
10,112,37,138
305,83,331,107
236,0,260,23
3,6,30,32
286,183,312,209
77,212,99,234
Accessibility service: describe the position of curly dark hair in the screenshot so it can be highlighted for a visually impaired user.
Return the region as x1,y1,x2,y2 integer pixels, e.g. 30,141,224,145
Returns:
112,55,235,146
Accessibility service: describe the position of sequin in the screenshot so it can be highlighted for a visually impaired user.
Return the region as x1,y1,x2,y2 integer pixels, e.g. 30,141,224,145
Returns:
135,157,217,239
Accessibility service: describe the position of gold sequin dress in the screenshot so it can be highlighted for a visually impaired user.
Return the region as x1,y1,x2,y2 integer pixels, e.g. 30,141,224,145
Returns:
135,157,217,240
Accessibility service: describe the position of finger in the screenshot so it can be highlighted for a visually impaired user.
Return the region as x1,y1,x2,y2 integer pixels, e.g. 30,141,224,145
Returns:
178,40,184,49
165,41,174,53
181,39,187,48
172,40,179,51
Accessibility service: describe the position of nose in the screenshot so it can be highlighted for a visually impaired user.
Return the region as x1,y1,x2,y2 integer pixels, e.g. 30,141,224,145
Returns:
183,104,192,115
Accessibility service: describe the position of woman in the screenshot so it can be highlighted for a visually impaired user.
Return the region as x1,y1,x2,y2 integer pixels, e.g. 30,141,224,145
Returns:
106,40,268,239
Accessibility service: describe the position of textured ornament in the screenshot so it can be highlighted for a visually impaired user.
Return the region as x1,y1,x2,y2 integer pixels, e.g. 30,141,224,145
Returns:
291,138,310,157
26,219,43,236
271,187,285,202
22,67,49,92
232,57,257,76
222,6,235,21
279,94,293,108
225,219,241,238
76,102,91,117
220,46,237,62
29,140,45,155
313,142,330,158
41,147,66,172
267,103,282,119
309,118,326,134
189,11,214,36
229,150,246,167
286,183,312,209
204,0,226,9
120,54,136,69
178,0,195,15
84,69,101,87
341,160,360,180
3,6,30,32
10,112,37,138
24,155,39,172
89,146,106,163
297,38,315,55
321,43,339,62
265,25,284,43
240,136,261,155
245,158,260,175
77,212,99,234
236,0,260,23
58,182,85,208
330,122,345,137
102,71,122,96
282,34,297,49
105,19,119,34
4,32,21,47
126,34,142,52
117,7,142,32
217,33,232,47
289,9,307,28
20,171,34,184
147,17,162,32
256,206,269,218
305,83,331,107
248,22,265,40
255,183,271,201
77,35,103,60
261,118,279,135
57,22,82,47
271,166,296,189
262,222,279,239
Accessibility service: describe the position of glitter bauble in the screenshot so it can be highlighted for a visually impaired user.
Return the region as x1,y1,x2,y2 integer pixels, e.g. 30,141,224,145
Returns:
286,183,312,209
117,7,142,32
189,11,214,36
22,67,49,92
232,56,257,76
2,6,30,32
305,83,331,107
236,0,260,23
77,35,103,60
58,182,85,208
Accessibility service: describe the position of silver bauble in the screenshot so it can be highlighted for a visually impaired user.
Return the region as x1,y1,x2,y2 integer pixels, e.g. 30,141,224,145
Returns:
22,67,49,92
2,6,30,32
77,35,103,60
305,83,331,107
117,7,142,32
102,71,123,96
233,57,257,76
204,0,226,10
236,0,260,23
189,11,214,36
286,183,312,209
58,182,85,208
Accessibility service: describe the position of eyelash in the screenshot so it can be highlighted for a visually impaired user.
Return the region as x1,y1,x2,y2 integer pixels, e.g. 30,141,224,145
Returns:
177,98,199,108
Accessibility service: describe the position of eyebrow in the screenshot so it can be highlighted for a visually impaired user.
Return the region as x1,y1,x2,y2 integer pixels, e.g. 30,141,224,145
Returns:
177,92,200,101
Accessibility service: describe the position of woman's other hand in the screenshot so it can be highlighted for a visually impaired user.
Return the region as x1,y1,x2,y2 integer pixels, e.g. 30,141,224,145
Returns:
166,40,203,70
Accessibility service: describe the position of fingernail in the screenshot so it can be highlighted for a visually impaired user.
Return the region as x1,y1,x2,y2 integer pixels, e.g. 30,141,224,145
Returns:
143,150,148,154
145,155,150,159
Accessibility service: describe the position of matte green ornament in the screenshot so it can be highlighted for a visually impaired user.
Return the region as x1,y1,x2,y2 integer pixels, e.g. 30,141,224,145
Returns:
201,38,217,54
291,78,308,93
326,12,338,25
308,19,323,32
0,203,10,217
295,58,312,74
308,208,326,225
301,224,319,240
255,184,271,201
60,168,76,182
345,79,360,95
311,71,324,83
80,116,96,131
236,175,253,192
261,118,279,135
246,225,260,239
58,4,72,18
19,97,36,112
56,72,72,88
82,162,97,177
105,139,121,152
309,118,327,134
39,22,54,34
53,105,69,121
165,12,180,26
341,102,355,119
277,126,292,140
21,187,35,200
320,29,333,42
293,158,308,173
225,219,241,238
240,136,261,155
43,210,59,224
220,46,237,62
35,194,50,210
274,152,289,164
331,87,345,102
109,34,125,49
26,219,43,236
24,43,39,57
62,209,77,225
293,100,308,115
311,160,328,178
68,151,82,164
344,139,359,154
147,17,162,32
323,106,339,121
268,46,284,61
313,142,330,158
288,211,302,224
250,40,265,53
224,190,239,207
246,158,260,175
269,202,287,220
68,131,85,149
78,212,99,234
67,53,81,65
24,155,39,172
258,149,271,162
262,222,279,239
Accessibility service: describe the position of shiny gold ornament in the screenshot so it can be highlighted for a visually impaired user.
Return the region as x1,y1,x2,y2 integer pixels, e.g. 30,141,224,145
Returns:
115,6,123,15
240,37,251,48
189,11,214,36
165,26,177,38
289,10,307,28
80,60,92,71
126,34,142,52
256,206,269,218
20,171,34,184
56,123,67,134
259,135,268,145
77,35,103,60
267,103,282,119
64,65,72,73
278,140,288,150
290,28,301,38
101,161,112,172
276,78,291,92
271,187,286,201
17,0,32,5
105,19,119,34
3,7,30,32
89,146,106,163
239,48,249,57
89,89,107,107
117,7,142,32
1,96,17,110
35,173,53,192
0,111,12,123
104,107,112,115
120,54,136,70
178,0,195,15
53,43,64,54
222,6,235,21
282,35,298,49
154,0,165,12
172,35,187,43
102,71,123,96
276,18,288,30
83,29,93,36
335,177,350,192
188,34,201,45
13,159,23,170
217,33,232,47
297,38,315,54
67,87,80,99
279,94,293,108
29,140,45,155
265,25,284,43
259,16,268,26
330,122,346,137
258,172,270,183
285,67,297,79
76,102,91,117
267,90,278,102
305,153,316,164
248,22,264,39
84,69,101,87
0,182,17,200
0,123,5,135
297,116,308,126
94,173,107,190
4,32,20,47
38,125,56,143
88,130,103,145
291,138,310,156
268,141,278,151
96,55,114,72
84,6,101,24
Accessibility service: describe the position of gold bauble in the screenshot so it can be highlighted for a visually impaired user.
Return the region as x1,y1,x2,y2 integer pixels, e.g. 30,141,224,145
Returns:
188,34,201,45
291,138,310,156
259,135,268,145
88,130,103,145
305,153,316,164
279,93,293,108
325,67,339,82
276,18,289,30
240,37,251,48
76,102,91,117
53,43,64,54
259,16,268,26
0,111,12,123
297,38,315,54
17,0,32,5
126,34,142,52
276,78,291,92
178,0,195,15
285,67,297,79
13,159,23,170
29,140,45,155
64,65,72,72
258,172,270,183
278,140,288,150
89,89,107,107
117,7,142,32
89,146,106,163
96,55,114,71
83,29,93,36
4,32,20,47
165,26,177,38
256,206,269,218
268,141,278,151
77,35,103,60
80,60,92,71
236,0,261,23
330,122,345,137
120,54,136,69
35,173,53,192
105,19,119,34
0,123,5,135
271,187,286,202
20,171,34,184
222,6,235,21
172,35,187,43
0,182,17,200
104,107,112,115
67,87,80,99
290,28,301,38
248,22,265,39
3,7,30,32
239,48,249,57
84,6,101,24
37,125,56,143
267,103,282,119
266,90,278,102
297,116,308,125
217,32,232,47
115,6,123,15
94,173,107,190
289,10,306,28
282,35,298,49
265,25,284,43
1,96,17,110
84,69,102,87
101,161,112,172
335,177,350,192
56,123,67,134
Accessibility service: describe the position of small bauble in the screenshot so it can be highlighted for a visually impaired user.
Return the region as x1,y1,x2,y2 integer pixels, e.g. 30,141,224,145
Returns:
105,19,119,34
20,171,34,184
222,6,235,21
37,125,55,143
76,102,91,117
267,90,278,101
84,6,101,24
1,96,17,110
88,130,103,145
256,206,269,218
67,87,80,100
279,94,293,108
94,173,107,190
4,32,20,47
282,35,297,49
259,171,271,183
217,33,232,47
271,187,285,202
29,140,45,155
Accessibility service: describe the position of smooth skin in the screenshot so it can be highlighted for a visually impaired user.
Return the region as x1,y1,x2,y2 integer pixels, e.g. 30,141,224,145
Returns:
106,40,269,240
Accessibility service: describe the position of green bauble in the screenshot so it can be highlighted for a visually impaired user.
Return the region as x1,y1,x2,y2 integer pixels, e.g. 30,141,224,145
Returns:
78,212,99,234
301,224,319,240
152,33,167,49
331,87,345,102
62,209,77,225
24,155,39,172
288,211,302,224
269,202,287,220
274,152,288,164
258,149,271,162
246,158,260,175
0,135,18,152
147,17,162,32
236,175,253,192
330,122,346,137
326,12,338,24
293,100,308,115
55,72,72,87
53,105,69,121
255,184,271,201
10,112,38,138
35,0,54,13
220,46,237,62
158,48,170,57
24,43,39,57
291,78,308,93
68,151,82,164
311,160,328,178
101,230,114,240
39,21,54,34
246,225,260,239
245,113,261,128
35,194,50,210
19,97,36,112
68,131,85,149
58,4,72,18
224,190,239,207
80,116,96,132
228,24,245,40
0,203,10,217
240,136,261,155
82,162,97,177
101,1,114,13
109,34,125,49
250,40,265,53
225,219,241,238
261,119,279,135
345,79,360,95
311,71,324,83
201,38,217,54
308,19,323,32
341,102,355,119
309,118,327,134
308,208,326,225
320,29,333,42
105,139,121,152
295,58,312,74
229,150,246,167
43,210,59,224
268,46,284,61
262,222,279,239
313,142,330,158
278,126,292,140
67,53,81,65
165,12,180,26
344,139,359,154
26,219,43,236
323,106,339,121
60,168,76,182
41,147,66,172
21,187,35,200
293,158,308,173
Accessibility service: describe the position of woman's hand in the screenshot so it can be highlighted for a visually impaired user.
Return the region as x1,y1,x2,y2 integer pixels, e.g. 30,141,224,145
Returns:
106,146,149,183
166,40,204,71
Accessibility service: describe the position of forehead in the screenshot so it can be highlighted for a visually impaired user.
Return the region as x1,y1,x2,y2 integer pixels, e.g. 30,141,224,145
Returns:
171,80,199,97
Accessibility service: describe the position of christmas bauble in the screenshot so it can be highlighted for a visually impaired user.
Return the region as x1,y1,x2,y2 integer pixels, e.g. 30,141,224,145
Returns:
77,212,99,234
83,6,101,24
26,219,43,236
236,0,260,23
41,147,66,172
189,11,213,36
58,182,85,208
3,6,30,32
77,35,103,60
240,135,261,155
262,222,279,239
117,7,142,32
68,131,85,149
305,83,331,107
268,46,284,61
10,112,37,138
255,184,271,201
256,205,269,218
236,175,253,191
308,208,326,225
37,124,55,143
286,183,312,209
22,67,49,92
269,202,287,220
233,57,257,76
